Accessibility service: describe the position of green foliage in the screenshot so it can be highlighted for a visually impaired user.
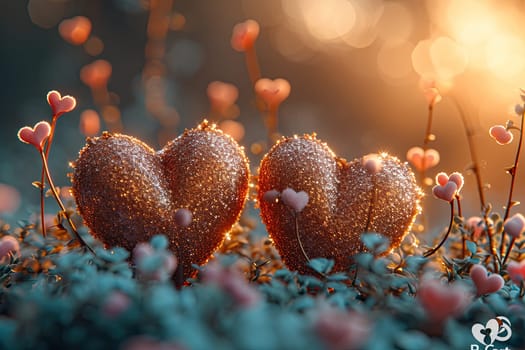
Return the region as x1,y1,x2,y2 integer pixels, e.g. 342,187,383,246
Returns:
0,224,524,350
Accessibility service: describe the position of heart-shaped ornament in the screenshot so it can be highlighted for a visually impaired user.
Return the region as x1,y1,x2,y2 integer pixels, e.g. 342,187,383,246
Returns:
72,121,250,279
257,135,422,274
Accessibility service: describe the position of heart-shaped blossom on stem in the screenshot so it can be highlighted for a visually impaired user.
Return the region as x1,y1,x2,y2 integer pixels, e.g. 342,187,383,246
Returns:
406,147,440,172
507,260,525,284
17,121,51,152
489,125,513,145
470,264,504,296
504,213,525,238
281,188,309,213
435,172,464,192
47,90,77,117
418,279,470,323
420,79,442,107
432,181,458,202
206,81,239,115
230,19,260,52
254,78,291,112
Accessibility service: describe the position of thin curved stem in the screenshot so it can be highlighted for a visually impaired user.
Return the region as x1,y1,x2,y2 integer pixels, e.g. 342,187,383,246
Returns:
40,151,94,254
294,213,310,264
423,201,454,258
244,46,261,87
452,98,498,270
502,237,516,266
38,116,58,237
500,109,524,258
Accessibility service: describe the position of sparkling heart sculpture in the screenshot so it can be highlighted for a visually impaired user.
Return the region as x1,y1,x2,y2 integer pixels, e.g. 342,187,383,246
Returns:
257,135,422,274
72,121,250,279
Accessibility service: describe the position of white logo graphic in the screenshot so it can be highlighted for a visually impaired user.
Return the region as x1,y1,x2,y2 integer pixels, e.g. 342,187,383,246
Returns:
471,316,512,350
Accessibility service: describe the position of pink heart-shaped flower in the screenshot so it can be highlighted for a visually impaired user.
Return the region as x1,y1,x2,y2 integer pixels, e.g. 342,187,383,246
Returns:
507,260,525,284
436,172,449,186
489,125,513,145
207,81,239,112
470,264,504,296
17,121,51,151
281,188,309,213
231,19,260,52
432,181,457,202
406,147,440,171
504,213,525,238
418,279,470,322
47,90,77,117
448,172,464,192
254,78,291,110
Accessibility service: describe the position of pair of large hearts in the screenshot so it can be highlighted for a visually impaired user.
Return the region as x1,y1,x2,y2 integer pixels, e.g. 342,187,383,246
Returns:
72,121,421,279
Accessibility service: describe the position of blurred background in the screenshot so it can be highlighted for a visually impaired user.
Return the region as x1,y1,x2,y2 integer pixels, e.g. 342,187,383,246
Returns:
2,0,525,237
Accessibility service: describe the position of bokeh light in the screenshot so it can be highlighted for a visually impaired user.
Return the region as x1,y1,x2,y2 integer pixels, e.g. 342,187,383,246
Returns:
58,16,92,45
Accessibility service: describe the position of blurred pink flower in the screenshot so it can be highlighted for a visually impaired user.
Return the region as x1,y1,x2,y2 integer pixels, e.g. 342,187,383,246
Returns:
0,236,20,264
0,184,21,215
420,79,442,106
133,242,177,282
406,147,440,171
254,78,291,111
231,19,260,52
470,264,504,296
489,125,513,145
206,81,239,113
504,213,525,238
418,279,470,322
103,291,131,318
507,260,525,284
281,188,309,213
465,216,488,241
203,261,261,307
315,307,371,350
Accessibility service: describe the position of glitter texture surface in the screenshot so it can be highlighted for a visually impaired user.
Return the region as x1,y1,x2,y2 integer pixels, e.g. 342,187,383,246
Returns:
257,135,422,274
72,121,250,279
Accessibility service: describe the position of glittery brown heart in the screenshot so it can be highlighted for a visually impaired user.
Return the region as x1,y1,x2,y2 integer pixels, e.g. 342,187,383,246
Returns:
257,135,422,274
72,121,249,279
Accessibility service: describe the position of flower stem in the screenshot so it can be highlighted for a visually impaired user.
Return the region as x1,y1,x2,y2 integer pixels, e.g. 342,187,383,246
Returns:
453,99,498,270
264,107,279,146
244,46,261,87
39,150,94,254
38,116,58,237
500,108,525,259
420,104,435,181
423,201,454,257
294,213,310,264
